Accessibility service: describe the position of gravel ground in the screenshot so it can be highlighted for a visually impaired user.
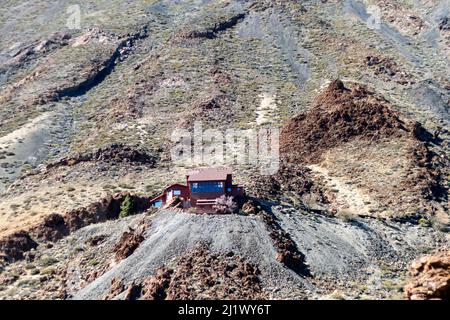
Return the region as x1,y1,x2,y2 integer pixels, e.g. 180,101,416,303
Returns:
272,205,448,276
73,210,310,300
72,208,449,300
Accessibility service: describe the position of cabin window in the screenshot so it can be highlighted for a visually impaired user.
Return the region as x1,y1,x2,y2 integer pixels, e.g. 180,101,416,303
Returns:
227,187,232,192
153,200,162,208
173,190,181,196
191,181,224,193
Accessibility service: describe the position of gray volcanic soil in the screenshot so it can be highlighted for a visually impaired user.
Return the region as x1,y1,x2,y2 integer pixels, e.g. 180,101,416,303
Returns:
72,208,448,300
73,211,308,300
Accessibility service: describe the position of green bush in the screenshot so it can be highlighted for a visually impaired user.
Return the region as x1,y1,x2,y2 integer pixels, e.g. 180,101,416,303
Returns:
418,218,431,228
38,257,58,267
119,195,134,219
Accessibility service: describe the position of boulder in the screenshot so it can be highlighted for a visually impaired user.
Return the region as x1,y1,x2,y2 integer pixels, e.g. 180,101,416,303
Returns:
405,251,450,300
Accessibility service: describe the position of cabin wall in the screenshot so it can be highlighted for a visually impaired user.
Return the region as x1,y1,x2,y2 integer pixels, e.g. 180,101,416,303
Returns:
165,185,189,201
152,173,242,209
150,184,189,207
189,180,226,206
231,186,244,197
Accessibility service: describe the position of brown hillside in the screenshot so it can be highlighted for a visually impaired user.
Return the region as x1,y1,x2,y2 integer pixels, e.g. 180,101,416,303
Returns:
280,80,414,164
274,80,446,219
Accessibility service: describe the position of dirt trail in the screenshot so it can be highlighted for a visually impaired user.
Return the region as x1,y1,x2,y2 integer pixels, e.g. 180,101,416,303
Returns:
308,164,377,216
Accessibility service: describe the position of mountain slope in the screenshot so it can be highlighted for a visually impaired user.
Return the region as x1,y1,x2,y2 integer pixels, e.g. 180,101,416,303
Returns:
0,0,449,300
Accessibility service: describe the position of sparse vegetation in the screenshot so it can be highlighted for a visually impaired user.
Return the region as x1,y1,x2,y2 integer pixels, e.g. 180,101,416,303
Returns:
40,267,56,275
337,209,357,222
0,0,448,302
37,257,58,268
89,259,100,266
213,196,237,215
418,218,431,228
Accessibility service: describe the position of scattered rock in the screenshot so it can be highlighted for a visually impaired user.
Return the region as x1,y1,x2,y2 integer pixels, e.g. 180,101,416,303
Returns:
439,17,450,31
106,245,267,300
104,277,126,300
140,269,173,300
257,204,310,276
173,12,246,43
23,193,151,246
274,80,446,217
366,56,397,77
213,195,238,215
241,199,261,215
163,196,183,209
248,163,328,207
88,235,107,246
32,213,69,242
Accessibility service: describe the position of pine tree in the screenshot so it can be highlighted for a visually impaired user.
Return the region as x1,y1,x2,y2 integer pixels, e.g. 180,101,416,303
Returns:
119,195,134,219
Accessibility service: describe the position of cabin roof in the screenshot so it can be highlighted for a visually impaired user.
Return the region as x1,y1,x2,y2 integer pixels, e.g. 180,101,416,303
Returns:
150,183,188,203
163,183,187,191
187,167,232,182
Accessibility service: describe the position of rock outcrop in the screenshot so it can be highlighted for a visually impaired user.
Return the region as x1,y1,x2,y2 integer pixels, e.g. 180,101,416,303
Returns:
405,251,450,300
31,192,152,242
114,228,145,262
0,231,38,263
280,80,413,165
272,80,446,218
45,143,158,170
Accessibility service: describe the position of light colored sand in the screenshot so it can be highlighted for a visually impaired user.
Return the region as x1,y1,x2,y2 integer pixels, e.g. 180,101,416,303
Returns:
0,183,109,238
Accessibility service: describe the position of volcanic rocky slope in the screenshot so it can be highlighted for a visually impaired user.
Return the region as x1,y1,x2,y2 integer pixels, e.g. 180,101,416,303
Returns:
0,0,449,300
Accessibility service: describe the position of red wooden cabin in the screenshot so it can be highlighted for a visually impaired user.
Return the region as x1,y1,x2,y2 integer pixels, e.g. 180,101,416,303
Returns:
150,167,244,210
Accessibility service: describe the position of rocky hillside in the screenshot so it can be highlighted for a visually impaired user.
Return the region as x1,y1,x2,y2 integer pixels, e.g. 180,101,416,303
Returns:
0,0,449,300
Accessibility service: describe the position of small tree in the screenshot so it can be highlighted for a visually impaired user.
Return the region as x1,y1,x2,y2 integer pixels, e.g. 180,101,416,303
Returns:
119,195,134,219
213,195,237,215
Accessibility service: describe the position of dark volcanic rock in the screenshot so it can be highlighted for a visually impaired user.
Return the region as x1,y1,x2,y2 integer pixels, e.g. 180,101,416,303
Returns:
28,193,151,244
366,55,398,77
114,228,145,261
63,193,151,232
104,277,126,300
173,12,246,42
0,231,38,263
32,213,69,242
46,143,158,170
248,163,328,206
105,245,267,300
280,80,411,165
439,17,450,31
